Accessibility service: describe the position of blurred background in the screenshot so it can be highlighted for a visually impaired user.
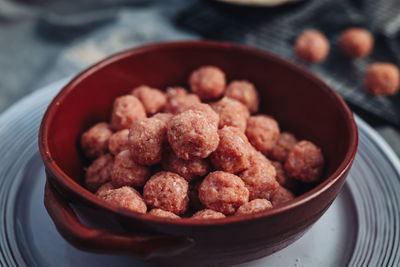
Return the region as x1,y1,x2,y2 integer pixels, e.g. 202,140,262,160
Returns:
1,0,400,155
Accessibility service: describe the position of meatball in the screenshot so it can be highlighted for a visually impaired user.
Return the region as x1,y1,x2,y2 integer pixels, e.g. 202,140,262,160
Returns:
80,122,112,159
148,209,181,219
143,172,189,215
239,151,279,200
111,150,151,188
269,132,298,162
285,140,324,183
364,62,400,96
164,87,201,114
179,102,219,128
162,147,210,182
270,186,295,206
85,154,114,192
110,95,146,130
152,112,173,124
165,94,201,115
199,171,249,215
96,182,114,198
189,66,226,100
129,117,168,166
246,115,280,154
271,161,298,191
210,126,252,173
235,199,273,216
295,30,330,63
131,85,167,115
188,179,204,211
192,209,226,219
166,86,188,98
249,149,273,166
100,186,147,214
108,129,129,156
225,80,259,113
211,97,250,132
167,110,219,160
339,28,374,58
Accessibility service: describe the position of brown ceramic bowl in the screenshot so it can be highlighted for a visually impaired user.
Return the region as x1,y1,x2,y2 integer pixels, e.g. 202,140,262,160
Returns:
39,41,358,266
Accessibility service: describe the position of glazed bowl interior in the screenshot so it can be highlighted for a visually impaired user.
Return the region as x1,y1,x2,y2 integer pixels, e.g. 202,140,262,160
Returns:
41,41,357,224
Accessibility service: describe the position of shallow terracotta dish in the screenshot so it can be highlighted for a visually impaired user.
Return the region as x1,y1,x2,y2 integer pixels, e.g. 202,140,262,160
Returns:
39,41,358,266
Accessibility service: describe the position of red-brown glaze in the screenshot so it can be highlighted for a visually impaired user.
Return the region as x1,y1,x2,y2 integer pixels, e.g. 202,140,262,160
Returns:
44,182,194,260
39,41,358,266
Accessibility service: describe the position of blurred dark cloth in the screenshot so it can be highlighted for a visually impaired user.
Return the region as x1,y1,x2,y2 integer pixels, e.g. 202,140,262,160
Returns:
176,0,400,127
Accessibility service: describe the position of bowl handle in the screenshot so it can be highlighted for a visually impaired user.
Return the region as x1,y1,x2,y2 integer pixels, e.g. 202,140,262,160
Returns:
44,181,194,259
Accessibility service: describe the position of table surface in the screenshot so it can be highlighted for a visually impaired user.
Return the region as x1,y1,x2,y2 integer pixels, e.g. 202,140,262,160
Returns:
0,0,399,157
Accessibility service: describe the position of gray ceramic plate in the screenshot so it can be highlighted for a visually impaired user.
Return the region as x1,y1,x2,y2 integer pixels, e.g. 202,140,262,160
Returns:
0,78,399,267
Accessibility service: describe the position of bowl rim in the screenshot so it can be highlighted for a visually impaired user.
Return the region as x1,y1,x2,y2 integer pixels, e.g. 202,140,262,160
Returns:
39,40,358,227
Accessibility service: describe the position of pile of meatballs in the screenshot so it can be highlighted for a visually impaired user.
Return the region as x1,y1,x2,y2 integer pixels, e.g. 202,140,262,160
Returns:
295,28,400,96
81,66,325,220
